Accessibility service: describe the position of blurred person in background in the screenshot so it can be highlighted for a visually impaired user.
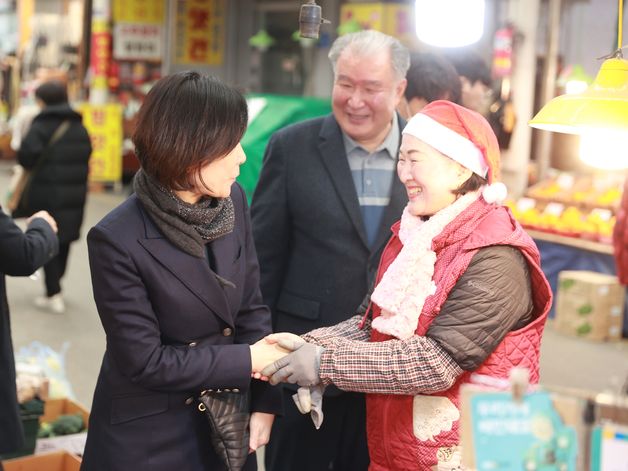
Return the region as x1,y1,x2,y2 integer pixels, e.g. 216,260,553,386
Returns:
399,52,461,119
251,30,409,471
81,71,285,471
16,80,92,314
0,208,58,459
444,49,493,114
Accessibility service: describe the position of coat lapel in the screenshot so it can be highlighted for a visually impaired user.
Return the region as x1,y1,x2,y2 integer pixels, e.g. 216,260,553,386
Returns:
138,209,233,327
318,115,369,248
206,234,242,312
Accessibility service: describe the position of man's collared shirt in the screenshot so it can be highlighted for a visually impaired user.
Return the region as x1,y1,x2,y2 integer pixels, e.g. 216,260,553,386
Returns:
343,114,399,247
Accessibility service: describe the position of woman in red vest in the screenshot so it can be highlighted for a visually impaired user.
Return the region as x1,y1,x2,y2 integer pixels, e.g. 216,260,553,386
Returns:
259,100,553,470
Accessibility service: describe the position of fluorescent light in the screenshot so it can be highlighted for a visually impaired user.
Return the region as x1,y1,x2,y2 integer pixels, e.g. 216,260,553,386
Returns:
415,0,485,47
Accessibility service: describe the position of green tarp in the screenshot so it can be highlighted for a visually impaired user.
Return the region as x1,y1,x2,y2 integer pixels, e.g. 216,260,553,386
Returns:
239,94,331,201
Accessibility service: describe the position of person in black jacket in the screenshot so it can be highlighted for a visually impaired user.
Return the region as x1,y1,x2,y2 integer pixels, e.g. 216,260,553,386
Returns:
399,52,461,119
0,208,58,458
16,80,92,313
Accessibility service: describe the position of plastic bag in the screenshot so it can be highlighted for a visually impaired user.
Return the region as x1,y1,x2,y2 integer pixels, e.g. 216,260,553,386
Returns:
15,341,75,399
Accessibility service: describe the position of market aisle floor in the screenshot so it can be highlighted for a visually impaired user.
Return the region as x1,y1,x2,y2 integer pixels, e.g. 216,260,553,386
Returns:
2,159,628,426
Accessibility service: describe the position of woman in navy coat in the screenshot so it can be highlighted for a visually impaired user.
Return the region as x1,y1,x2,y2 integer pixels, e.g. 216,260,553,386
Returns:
0,209,57,456
81,72,285,471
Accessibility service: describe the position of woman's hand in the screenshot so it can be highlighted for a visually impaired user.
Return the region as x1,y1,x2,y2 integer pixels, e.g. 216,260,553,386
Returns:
248,412,275,453
263,332,304,347
250,333,304,380
250,341,290,375
28,210,57,233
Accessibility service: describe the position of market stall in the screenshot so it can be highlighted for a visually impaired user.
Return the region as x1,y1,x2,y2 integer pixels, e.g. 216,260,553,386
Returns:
507,170,628,337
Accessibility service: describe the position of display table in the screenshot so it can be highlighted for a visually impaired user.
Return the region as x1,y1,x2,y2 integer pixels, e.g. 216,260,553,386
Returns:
529,230,628,337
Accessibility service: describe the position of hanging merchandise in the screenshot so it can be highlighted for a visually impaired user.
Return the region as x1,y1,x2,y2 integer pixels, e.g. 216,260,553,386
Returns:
488,24,517,149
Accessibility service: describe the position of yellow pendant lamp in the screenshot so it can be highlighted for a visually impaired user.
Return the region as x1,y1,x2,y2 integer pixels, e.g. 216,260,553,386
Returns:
529,0,628,134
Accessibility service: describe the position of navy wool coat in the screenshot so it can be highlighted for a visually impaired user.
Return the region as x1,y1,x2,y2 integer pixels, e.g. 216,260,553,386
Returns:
0,209,57,454
80,184,281,471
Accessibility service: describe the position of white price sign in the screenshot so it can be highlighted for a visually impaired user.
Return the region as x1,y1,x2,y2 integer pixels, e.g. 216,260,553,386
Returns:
544,202,565,216
556,173,575,189
113,23,163,61
591,208,613,221
516,197,536,212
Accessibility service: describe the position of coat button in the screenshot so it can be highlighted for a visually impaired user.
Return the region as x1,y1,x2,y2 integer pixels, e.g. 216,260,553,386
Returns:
188,341,197,347
222,328,233,337
185,397,194,405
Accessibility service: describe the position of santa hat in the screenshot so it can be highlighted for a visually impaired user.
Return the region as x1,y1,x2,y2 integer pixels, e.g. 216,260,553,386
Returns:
402,100,507,204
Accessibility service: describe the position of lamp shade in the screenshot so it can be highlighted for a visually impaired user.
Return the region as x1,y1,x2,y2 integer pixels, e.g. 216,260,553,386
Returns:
529,58,628,134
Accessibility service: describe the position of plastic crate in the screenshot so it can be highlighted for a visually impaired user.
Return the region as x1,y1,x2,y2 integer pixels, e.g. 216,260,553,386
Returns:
1,399,45,459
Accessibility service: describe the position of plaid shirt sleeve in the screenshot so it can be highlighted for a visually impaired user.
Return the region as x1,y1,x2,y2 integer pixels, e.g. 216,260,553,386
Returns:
301,282,374,347
317,335,464,395
301,314,371,347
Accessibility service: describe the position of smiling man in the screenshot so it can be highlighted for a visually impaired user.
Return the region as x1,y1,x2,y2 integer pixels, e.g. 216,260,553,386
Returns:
251,30,409,471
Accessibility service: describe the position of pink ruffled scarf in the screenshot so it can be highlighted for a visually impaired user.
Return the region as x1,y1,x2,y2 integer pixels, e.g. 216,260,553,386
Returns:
371,190,481,339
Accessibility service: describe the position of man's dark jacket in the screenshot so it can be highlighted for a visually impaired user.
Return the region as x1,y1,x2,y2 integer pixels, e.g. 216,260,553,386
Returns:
251,113,407,345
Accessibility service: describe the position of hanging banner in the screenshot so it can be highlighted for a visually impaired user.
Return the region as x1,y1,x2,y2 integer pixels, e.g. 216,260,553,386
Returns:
173,0,225,65
81,104,123,183
112,0,165,24
90,19,111,92
339,3,414,45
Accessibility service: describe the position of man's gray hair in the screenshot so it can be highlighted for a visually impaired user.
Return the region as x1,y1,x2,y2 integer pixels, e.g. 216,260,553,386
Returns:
328,30,410,81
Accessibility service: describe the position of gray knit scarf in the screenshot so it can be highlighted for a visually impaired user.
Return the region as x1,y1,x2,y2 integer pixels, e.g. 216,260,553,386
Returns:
133,169,234,258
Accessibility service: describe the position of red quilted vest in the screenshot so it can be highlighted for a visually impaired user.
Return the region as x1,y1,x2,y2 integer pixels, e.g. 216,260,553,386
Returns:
365,198,552,470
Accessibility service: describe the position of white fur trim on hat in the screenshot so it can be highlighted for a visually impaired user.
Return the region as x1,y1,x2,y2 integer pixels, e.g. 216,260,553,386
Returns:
403,114,489,178
482,182,508,204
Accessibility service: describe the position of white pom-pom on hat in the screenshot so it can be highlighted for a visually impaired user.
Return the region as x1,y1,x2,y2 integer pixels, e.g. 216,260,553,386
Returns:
482,182,508,204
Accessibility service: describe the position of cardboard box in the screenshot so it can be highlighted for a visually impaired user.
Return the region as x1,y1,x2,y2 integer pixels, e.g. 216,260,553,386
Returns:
35,398,89,457
3,450,81,471
35,433,87,457
40,398,89,425
555,270,625,341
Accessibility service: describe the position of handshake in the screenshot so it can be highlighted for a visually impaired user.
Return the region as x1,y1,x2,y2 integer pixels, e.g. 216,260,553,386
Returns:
250,333,325,428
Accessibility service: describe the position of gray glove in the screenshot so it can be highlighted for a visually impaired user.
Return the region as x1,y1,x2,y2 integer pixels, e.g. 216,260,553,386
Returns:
260,339,324,386
293,385,325,429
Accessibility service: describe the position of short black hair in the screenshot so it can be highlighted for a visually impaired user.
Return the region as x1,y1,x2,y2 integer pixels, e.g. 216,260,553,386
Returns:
453,173,487,196
404,52,461,104
132,71,248,191
444,50,492,87
35,80,68,106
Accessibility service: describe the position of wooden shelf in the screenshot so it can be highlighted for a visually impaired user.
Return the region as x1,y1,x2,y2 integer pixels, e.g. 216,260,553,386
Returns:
526,229,613,255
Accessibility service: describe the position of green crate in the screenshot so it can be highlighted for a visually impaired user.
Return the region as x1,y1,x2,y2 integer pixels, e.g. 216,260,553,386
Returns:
0,399,44,459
